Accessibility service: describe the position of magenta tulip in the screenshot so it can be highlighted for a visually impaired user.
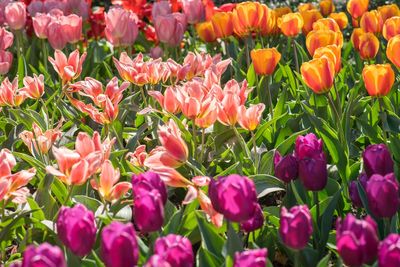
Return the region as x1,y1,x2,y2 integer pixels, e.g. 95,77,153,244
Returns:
348,173,368,208
132,171,167,204
154,234,194,267
240,204,264,232
133,189,164,233
363,144,394,178
22,243,66,267
274,151,298,183
234,248,268,267
378,234,400,267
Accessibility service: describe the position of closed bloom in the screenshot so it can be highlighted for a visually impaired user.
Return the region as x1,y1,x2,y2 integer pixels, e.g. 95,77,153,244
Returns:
182,0,205,24
211,12,233,39
329,12,349,30
298,3,316,12
312,18,340,32
32,13,51,39
300,10,323,35
301,57,335,94
144,255,171,267
154,234,194,267
313,44,341,74
154,13,186,47
47,18,68,50
367,173,400,218
0,27,14,50
20,74,44,100
383,17,400,41
5,2,26,30
240,204,264,233
22,243,66,267
279,205,313,250
48,49,86,83
152,1,171,20
295,133,324,159
362,144,394,177
351,28,366,51
362,64,395,97
359,32,379,60
237,104,265,131
306,29,343,56
232,2,265,37
209,174,258,222
387,35,400,68
250,48,281,76
378,234,400,267
277,12,304,37
0,50,13,75
274,151,298,183
196,21,216,43
61,14,82,44
378,4,400,22
347,0,369,19
105,7,139,47
336,214,379,267
101,222,139,267
158,120,188,163
234,248,267,267
360,10,383,34
348,173,368,208
132,171,167,205
56,204,97,257
134,189,164,232
320,0,335,16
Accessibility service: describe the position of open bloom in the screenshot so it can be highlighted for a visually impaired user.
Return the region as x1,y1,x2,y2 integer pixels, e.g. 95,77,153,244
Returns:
22,243,66,267
19,122,62,155
105,7,139,47
149,86,181,114
360,10,383,34
383,16,400,41
153,234,194,267
237,104,265,131
306,29,343,56
0,50,13,75
48,49,87,83
5,2,26,30
329,12,348,30
250,48,281,76
157,119,188,164
301,57,335,94
277,12,304,37
387,34,400,68
347,0,369,19
234,248,267,267
362,64,395,97
0,77,26,107
20,74,44,100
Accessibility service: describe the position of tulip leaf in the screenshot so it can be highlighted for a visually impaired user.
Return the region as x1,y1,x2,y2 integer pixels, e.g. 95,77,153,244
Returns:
223,221,243,260
196,212,225,260
316,252,330,267
72,195,103,213
319,189,342,248
197,247,224,267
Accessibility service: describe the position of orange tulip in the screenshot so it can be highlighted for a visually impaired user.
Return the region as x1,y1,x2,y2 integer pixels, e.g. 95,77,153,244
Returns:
329,12,349,30
387,35,400,68
350,28,366,51
211,12,233,39
358,32,379,60
250,48,281,76
347,0,369,19
301,57,335,94
196,21,216,43
382,16,400,41
320,0,335,16
258,4,270,35
378,4,400,22
300,10,323,35
306,29,343,56
313,44,341,74
298,3,316,12
263,9,279,35
237,104,265,131
275,6,292,18
360,10,383,34
362,64,395,97
312,18,340,32
232,1,264,37
278,12,304,37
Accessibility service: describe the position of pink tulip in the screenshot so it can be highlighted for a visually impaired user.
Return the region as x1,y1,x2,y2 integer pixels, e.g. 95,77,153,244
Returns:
105,7,139,47
0,77,26,107
19,122,62,155
182,0,205,24
20,74,45,99
154,13,187,47
149,87,181,114
75,131,115,163
217,92,241,126
32,13,52,39
151,166,193,187
158,120,188,163
0,0,12,25
0,50,13,75
0,148,16,170
90,160,131,203
144,146,184,169
150,46,163,59
61,14,82,44
64,0,89,20
47,18,68,50
27,1,45,16
237,104,265,131
152,1,171,20
0,27,14,50
48,49,86,83
5,2,26,30
126,145,148,168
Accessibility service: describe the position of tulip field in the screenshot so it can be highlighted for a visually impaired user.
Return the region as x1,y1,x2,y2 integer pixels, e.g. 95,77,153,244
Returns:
2,0,400,266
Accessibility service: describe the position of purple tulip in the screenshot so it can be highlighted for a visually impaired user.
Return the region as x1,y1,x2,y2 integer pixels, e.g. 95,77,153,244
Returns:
366,173,400,218
154,234,194,267
101,222,139,267
132,171,168,204
378,234,400,267
22,243,66,267
234,248,268,267
274,151,298,183
348,173,368,208
336,214,379,266
133,189,164,232
298,155,328,191
363,144,394,177
279,205,313,250
209,174,258,222
240,204,264,232
56,204,96,257
152,1,171,20
295,133,323,160
144,255,172,267
182,0,205,24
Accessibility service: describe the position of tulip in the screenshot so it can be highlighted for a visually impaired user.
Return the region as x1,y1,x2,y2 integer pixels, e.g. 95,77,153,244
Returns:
378,4,400,22
144,255,172,267
88,7,106,39
56,204,97,257
65,0,89,19
157,120,188,163
336,214,379,266
300,10,323,35
240,204,264,232
134,189,164,232
217,92,241,126
320,0,335,16
313,44,341,74
0,50,13,75
360,10,383,34
362,64,395,97
378,234,400,267
362,144,394,177
126,145,148,168
211,12,233,39
32,13,51,39
5,2,26,30
22,243,66,267
279,205,313,250
182,0,205,24
196,21,216,43
232,2,265,37
20,74,44,100
209,174,258,222
74,131,114,162
366,173,400,218
277,12,304,37
329,12,349,30
150,166,193,188
237,104,265,131
132,171,167,204
301,57,335,94
348,173,368,208
383,16,400,41
234,248,267,267
149,87,181,114
101,222,139,267
0,77,26,107
358,32,380,59
61,14,82,44
154,13,186,47
312,18,340,32
154,234,194,267
387,35,400,68
48,49,86,83
47,18,68,50
152,1,171,20
351,28,366,51
19,122,62,155
105,7,139,47
274,151,298,183
150,46,163,59
347,0,369,19
275,7,292,17
0,27,14,50
250,48,281,76
306,29,343,56
298,3,316,12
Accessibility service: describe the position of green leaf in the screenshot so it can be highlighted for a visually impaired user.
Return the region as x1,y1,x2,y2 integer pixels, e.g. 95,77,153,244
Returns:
197,247,224,267
196,212,225,259
319,189,342,248
250,174,285,198
73,195,103,212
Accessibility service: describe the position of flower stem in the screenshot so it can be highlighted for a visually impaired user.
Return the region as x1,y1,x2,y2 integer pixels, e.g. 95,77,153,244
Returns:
292,38,299,74
200,128,206,162
251,131,258,174
378,97,388,143
294,250,301,267
265,75,274,119
42,39,48,72
192,120,197,158
185,160,205,176
139,86,148,106
232,126,252,160
313,191,320,227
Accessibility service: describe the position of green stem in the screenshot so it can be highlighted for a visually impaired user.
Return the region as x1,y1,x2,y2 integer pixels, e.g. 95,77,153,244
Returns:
251,131,258,174
327,93,344,142
314,191,320,227
42,39,48,71
294,250,301,267
378,97,388,143
232,126,252,160
192,120,197,158
265,76,274,118
200,128,206,162
385,218,391,236
139,86,148,106
112,124,124,148
185,160,205,176
292,38,299,74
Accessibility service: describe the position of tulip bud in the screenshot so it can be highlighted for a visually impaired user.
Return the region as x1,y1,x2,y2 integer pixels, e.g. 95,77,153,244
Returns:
56,204,97,257
105,7,139,47
300,10,323,35
351,28,366,52
312,18,341,32
154,13,186,47
295,133,323,159
387,34,400,69
150,46,164,59
196,21,216,43
360,10,383,34
132,171,168,204
347,0,369,19
366,173,400,218
313,44,341,74
348,173,368,208
279,205,313,250
101,222,139,267
234,248,268,267
0,27,14,50
154,234,194,267
336,214,379,266
211,12,233,39
329,12,348,30
378,234,400,267
383,16,400,41
182,0,205,24
320,0,335,17
250,48,281,76
378,4,400,22
22,243,66,267
144,255,172,267
5,2,26,30
152,1,171,20
0,50,13,75
306,29,343,56
209,174,258,222
240,204,264,232
362,64,395,97
362,144,394,177
277,12,304,37
134,189,164,233
301,57,335,94
32,13,51,39
274,151,298,183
